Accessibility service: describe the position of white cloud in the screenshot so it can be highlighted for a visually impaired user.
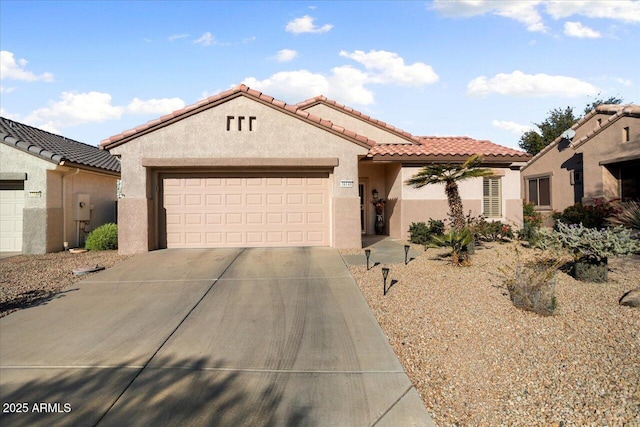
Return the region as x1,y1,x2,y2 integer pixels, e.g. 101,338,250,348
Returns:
285,15,333,34
126,97,185,115
327,66,374,105
467,70,599,97
0,85,17,94
242,50,438,106
564,21,601,38
242,36,257,44
275,49,298,62
24,91,124,128
431,0,547,32
616,77,633,87
432,0,640,31
546,0,640,23
194,32,215,46
1,50,54,82
242,70,330,102
21,91,185,132
340,50,439,86
168,33,189,41
492,120,534,135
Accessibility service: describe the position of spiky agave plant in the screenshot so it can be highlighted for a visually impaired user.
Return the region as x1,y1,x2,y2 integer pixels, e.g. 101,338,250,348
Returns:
608,200,640,232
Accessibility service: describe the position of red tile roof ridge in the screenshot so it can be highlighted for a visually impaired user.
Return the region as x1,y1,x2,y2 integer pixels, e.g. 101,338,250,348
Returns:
101,85,376,149
297,95,423,144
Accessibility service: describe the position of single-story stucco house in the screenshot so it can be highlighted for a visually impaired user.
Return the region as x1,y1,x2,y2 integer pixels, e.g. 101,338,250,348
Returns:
0,117,121,254
521,104,640,219
100,85,529,255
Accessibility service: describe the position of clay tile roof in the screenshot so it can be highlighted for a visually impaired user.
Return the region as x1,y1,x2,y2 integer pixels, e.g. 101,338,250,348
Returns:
101,85,376,149
368,136,530,160
0,116,120,173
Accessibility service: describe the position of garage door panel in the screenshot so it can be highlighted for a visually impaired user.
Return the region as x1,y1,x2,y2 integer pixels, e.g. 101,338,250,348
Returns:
163,176,329,248
0,189,24,252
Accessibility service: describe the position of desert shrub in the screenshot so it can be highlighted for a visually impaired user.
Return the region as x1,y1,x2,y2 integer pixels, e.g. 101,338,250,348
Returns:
608,200,640,232
85,223,118,251
553,199,618,229
500,248,562,316
536,222,639,263
430,227,474,266
409,219,445,245
522,201,543,228
518,201,543,243
478,220,514,242
506,261,558,316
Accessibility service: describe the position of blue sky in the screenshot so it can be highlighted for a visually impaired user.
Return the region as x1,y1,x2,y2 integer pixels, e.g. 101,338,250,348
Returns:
1,0,638,149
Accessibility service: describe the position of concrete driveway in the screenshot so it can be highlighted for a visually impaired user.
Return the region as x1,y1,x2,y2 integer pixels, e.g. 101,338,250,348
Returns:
0,248,433,426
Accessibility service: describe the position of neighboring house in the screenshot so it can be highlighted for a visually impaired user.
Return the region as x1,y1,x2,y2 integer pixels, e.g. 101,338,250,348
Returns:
521,104,640,219
101,85,529,255
0,118,121,254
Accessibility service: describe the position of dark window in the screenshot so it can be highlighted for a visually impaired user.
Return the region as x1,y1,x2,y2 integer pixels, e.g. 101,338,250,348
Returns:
527,177,550,207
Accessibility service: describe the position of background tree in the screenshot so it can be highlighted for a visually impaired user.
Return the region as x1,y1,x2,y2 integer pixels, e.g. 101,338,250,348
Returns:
518,97,624,156
405,154,492,231
518,106,577,155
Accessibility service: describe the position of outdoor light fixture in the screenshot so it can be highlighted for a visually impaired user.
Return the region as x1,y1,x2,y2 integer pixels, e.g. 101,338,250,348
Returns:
382,267,390,296
365,249,371,271
404,245,410,265
372,189,379,200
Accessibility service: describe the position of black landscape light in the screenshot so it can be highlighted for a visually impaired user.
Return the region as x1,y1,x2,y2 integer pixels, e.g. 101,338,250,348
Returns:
404,244,410,265
365,249,371,270
382,267,390,295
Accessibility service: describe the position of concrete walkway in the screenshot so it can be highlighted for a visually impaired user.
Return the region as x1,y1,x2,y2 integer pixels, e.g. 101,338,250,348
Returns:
342,236,422,267
0,247,434,426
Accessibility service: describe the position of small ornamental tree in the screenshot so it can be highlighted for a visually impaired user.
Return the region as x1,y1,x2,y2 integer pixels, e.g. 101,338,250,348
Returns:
405,155,493,232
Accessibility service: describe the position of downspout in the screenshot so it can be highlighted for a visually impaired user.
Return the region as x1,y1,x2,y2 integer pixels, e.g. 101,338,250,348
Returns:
61,168,81,249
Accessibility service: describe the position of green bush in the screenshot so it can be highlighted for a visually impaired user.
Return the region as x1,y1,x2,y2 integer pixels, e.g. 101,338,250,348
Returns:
553,199,618,229
85,223,118,251
408,219,445,245
518,202,543,243
467,215,514,242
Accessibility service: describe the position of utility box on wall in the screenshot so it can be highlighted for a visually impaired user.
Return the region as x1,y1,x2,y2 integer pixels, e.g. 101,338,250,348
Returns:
73,193,91,221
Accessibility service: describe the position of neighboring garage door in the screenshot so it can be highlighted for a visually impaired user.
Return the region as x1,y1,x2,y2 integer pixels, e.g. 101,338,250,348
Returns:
163,176,330,248
0,181,25,252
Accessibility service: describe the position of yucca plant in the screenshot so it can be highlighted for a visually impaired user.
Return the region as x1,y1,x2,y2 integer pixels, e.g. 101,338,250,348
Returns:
431,227,474,266
608,200,640,232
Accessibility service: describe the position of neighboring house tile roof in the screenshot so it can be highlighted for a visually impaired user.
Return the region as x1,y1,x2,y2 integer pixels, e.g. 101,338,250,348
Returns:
0,117,120,174
522,104,640,171
100,84,376,150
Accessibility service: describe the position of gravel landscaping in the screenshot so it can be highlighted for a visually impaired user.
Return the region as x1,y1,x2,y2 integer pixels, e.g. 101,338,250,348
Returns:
0,250,130,318
2,245,638,425
343,242,640,426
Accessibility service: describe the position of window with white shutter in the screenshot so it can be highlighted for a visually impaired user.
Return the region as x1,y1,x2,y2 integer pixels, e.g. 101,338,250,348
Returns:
483,177,501,218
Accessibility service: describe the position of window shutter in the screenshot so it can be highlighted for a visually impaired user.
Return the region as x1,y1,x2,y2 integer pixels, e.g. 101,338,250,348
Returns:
483,178,501,217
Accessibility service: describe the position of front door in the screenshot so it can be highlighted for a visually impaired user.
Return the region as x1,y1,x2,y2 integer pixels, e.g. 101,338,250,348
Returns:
359,183,365,234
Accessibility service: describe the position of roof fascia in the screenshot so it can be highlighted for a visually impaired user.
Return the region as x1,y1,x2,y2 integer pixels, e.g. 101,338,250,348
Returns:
102,89,374,151
299,98,420,145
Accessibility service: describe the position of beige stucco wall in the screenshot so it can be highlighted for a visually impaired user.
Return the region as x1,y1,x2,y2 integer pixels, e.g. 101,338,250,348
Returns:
0,144,118,253
110,95,369,254
522,114,640,213
304,104,413,145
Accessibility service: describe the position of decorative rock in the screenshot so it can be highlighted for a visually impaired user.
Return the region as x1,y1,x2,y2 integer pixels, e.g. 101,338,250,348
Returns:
72,264,105,275
618,288,640,307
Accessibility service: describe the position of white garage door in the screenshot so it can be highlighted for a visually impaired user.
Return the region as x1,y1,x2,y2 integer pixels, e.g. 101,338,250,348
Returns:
163,176,330,248
0,187,24,252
